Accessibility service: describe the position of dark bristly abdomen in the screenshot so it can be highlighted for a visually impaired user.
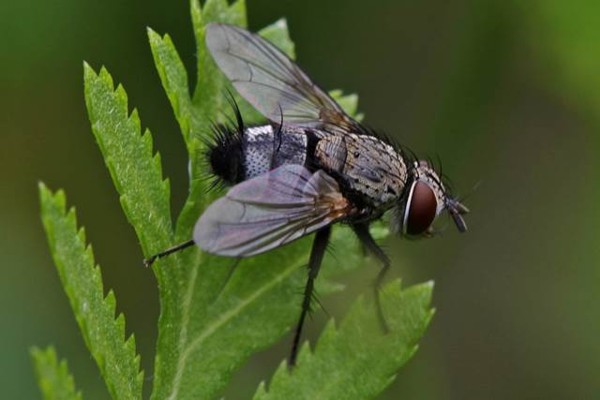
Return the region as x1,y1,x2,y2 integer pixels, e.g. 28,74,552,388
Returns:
207,123,245,186
208,123,309,186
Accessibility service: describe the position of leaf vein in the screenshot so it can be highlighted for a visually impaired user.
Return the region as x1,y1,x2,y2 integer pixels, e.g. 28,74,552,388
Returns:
167,257,305,399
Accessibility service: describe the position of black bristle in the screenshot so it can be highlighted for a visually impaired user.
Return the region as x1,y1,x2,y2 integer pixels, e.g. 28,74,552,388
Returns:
203,95,246,186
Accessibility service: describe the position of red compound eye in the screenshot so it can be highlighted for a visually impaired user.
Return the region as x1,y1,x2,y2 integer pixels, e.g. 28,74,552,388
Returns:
404,181,438,236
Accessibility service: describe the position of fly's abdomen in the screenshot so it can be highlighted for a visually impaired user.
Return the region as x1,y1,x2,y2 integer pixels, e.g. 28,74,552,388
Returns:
242,125,308,179
241,125,275,179
208,124,308,185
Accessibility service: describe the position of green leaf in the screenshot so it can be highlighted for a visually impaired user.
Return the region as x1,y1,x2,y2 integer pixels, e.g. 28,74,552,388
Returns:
151,230,379,400
171,0,246,237
50,2,431,399
232,19,297,125
330,89,364,122
145,3,396,398
147,28,194,146
39,184,143,399
192,0,246,111
326,223,389,275
83,62,172,255
175,2,296,236
31,346,82,400
258,19,296,58
254,280,434,400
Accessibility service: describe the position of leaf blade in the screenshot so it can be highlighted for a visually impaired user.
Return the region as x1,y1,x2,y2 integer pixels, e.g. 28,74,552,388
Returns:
148,7,379,398
172,0,250,237
175,3,297,237
153,223,383,399
148,28,194,146
31,346,83,400
39,184,143,400
253,280,434,400
83,63,172,254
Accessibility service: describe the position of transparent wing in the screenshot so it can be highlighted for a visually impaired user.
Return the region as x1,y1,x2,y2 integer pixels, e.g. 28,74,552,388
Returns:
206,23,358,131
194,165,350,257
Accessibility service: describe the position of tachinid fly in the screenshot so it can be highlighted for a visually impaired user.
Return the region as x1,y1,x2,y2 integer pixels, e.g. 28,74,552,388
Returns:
144,23,469,366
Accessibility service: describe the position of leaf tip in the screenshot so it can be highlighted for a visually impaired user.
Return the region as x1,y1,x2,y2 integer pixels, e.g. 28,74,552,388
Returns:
273,18,288,31
147,26,163,43
255,380,267,396
190,0,202,23
97,66,115,88
39,183,66,211
424,280,435,289
29,345,49,359
38,180,48,194
83,61,97,80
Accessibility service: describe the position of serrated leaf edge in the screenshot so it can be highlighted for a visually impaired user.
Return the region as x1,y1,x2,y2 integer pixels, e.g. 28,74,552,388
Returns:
39,183,144,399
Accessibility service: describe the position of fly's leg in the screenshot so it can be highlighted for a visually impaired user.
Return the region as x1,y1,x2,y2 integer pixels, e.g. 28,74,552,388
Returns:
352,223,391,333
289,226,331,367
143,239,195,268
213,258,241,302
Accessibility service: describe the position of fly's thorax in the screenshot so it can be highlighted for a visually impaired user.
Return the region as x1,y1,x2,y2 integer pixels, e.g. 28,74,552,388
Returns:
315,133,407,208
313,134,346,171
241,125,308,180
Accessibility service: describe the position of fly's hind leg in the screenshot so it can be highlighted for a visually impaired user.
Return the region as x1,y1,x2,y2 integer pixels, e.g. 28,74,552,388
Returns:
289,226,331,367
352,223,391,333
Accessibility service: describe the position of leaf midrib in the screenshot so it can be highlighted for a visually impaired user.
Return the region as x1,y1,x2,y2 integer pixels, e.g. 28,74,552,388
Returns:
167,254,306,400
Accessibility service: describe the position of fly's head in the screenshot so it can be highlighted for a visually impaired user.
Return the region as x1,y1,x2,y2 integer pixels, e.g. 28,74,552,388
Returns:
391,160,469,238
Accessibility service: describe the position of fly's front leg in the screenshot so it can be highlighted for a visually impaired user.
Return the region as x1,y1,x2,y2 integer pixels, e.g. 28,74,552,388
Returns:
352,222,391,333
289,226,331,367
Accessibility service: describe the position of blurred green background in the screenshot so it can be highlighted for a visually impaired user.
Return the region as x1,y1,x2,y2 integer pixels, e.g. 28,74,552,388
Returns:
2,0,599,398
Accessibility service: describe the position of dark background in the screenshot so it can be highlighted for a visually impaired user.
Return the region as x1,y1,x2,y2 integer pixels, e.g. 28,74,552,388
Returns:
2,0,599,398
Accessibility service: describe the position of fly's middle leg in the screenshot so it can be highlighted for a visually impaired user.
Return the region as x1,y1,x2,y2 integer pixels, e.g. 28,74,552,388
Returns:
289,226,331,367
352,223,391,333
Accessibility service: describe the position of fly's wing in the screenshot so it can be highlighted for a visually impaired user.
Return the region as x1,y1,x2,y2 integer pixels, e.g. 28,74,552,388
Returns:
194,164,349,257
206,23,358,132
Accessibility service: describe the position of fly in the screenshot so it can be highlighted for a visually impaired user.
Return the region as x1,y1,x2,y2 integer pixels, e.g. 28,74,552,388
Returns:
144,23,470,366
